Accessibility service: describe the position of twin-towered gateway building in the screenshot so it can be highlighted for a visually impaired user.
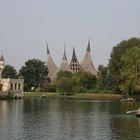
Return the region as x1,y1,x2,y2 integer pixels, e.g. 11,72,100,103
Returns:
46,40,98,82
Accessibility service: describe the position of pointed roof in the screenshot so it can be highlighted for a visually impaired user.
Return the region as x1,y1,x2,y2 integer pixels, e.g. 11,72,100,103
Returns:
87,40,90,52
59,46,71,72
46,45,57,81
62,44,67,60
46,42,50,54
0,55,4,62
81,41,98,76
70,47,82,72
71,47,77,60
0,55,5,69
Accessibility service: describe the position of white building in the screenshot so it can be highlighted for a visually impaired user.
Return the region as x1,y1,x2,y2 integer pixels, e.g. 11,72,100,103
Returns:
0,55,24,98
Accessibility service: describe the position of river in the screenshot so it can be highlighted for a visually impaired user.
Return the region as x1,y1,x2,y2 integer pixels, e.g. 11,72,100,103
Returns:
0,98,140,140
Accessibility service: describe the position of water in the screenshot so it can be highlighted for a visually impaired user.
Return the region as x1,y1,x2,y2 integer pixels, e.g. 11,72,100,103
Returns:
0,98,140,140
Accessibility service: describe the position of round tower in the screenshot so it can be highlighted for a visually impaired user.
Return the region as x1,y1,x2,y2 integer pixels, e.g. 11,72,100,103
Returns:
0,55,5,79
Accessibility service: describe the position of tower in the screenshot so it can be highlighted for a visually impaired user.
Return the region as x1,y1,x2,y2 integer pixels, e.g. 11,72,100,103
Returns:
69,47,82,72
0,55,5,79
80,40,98,77
59,45,72,72
46,44,57,82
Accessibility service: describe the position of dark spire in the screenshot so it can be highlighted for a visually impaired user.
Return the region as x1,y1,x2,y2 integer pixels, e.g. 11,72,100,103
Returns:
0,55,4,61
87,40,90,52
62,43,67,60
46,41,50,54
72,47,77,60
70,47,82,72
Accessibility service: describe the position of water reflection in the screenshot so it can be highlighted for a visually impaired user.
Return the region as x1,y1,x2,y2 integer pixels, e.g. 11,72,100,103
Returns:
0,99,139,140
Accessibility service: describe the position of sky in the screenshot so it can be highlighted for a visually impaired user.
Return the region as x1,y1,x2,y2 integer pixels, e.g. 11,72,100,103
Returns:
0,0,140,70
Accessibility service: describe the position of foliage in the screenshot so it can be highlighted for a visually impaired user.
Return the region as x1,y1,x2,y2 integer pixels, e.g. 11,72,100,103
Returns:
76,72,97,90
57,71,72,80
7,90,14,99
98,65,109,88
108,37,140,92
2,65,17,78
72,86,87,93
57,77,75,95
119,47,140,95
55,71,97,94
19,59,48,91
44,81,56,92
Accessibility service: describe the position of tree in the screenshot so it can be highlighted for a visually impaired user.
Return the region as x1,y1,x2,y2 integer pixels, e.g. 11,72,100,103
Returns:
98,65,109,88
2,65,17,78
57,77,75,95
57,71,72,80
55,71,97,93
19,59,48,91
55,71,75,94
119,47,140,95
108,37,140,92
77,72,97,90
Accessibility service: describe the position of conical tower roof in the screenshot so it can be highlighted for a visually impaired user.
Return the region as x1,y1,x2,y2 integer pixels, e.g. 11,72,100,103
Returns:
62,44,67,60
59,45,72,72
0,55,5,69
46,44,57,81
0,55,4,62
70,47,82,72
81,40,98,76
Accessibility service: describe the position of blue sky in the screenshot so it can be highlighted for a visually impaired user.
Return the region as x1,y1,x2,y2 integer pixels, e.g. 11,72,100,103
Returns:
0,0,140,70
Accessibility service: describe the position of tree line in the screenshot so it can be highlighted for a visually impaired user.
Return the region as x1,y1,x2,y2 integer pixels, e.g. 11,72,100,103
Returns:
2,37,140,95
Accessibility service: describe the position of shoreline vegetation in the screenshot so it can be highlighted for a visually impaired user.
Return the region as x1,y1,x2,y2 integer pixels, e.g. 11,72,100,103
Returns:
2,38,140,97
24,92,122,100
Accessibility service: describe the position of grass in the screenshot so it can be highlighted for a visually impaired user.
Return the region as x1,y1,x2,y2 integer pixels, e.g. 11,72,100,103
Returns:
24,92,122,100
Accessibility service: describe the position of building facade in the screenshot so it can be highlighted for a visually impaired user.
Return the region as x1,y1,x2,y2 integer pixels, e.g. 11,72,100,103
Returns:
0,55,24,98
0,78,24,98
46,40,98,82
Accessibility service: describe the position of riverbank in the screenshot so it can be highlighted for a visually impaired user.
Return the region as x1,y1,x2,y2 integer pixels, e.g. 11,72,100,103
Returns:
24,92,122,100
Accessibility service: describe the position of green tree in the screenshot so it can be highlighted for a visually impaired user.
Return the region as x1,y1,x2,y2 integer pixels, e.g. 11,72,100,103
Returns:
119,47,140,95
19,59,48,91
57,71,72,80
2,65,17,78
108,37,140,92
98,65,109,88
44,81,56,92
55,71,97,94
57,77,75,95
77,72,97,90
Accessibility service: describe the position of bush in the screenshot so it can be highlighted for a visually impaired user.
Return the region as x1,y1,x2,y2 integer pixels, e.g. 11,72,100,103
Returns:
57,77,75,95
7,90,14,98
77,72,97,90
45,84,56,92
35,87,41,92
72,86,87,93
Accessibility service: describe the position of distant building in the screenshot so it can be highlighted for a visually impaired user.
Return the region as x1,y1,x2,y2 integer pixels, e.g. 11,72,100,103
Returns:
46,40,98,82
0,55,24,98
46,44,57,82
0,55,5,79
0,78,24,97
70,47,83,72
80,40,97,76
59,45,72,72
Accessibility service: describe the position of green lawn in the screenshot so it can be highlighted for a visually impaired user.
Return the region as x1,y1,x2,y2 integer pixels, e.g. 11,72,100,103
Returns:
24,92,122,100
